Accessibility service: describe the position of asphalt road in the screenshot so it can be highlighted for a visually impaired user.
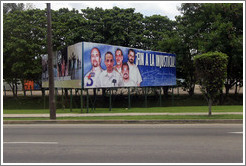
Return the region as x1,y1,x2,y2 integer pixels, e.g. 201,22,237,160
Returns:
3,124,243,163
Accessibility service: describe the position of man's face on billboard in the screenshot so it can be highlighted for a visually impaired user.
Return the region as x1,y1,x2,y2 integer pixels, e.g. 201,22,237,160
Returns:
115,50,123,65
91,48,101,67
128,51,135,64
105,53,114,73
122,65,129,80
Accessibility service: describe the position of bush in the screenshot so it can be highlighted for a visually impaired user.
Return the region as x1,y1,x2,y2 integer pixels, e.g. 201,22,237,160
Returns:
194,51,228,115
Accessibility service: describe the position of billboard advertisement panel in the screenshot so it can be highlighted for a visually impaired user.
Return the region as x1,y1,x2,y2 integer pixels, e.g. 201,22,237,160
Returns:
42,42,176,89
42,42,82,88
83,42,176,88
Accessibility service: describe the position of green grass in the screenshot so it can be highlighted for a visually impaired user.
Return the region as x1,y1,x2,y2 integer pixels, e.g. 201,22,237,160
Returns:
3,105,243,114
3,114,243,121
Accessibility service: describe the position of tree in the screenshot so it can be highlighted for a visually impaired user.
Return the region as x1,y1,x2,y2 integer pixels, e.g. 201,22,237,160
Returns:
145,15,178,96
194,52,228,116
142,15,174,50
3,3,24,14
52,8,88,50
177,3,243,96
3,9,47,96
198,3,243,95
157,14,196,96
80,7,106,43
156,4,203,96
3,7,91,96
81,7,144,48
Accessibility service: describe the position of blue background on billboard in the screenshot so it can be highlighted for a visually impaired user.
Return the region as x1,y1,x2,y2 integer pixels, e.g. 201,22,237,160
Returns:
83,42,176,87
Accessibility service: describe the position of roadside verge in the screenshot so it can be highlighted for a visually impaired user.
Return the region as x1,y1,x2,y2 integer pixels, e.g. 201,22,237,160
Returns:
4,119,243,124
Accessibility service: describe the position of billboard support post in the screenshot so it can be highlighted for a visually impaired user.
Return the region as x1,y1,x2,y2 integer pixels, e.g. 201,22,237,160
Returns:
145,87,147,108
86,89,89,113
70,89,72,112
81,89,83,113
128,87,131,109
93,89,96,111
43,89,46,109
55,88,57,108
159,87,162,107
109,88,112,111
172,86,174,106
61,88,64,110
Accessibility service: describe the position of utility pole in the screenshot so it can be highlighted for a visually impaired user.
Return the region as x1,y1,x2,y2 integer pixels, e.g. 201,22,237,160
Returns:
47,3,56,119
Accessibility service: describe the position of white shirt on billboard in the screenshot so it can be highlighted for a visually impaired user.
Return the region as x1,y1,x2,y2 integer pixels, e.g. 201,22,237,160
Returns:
123,79,135,87
96,70,123,88
127,61,142,86
114,66,122,73
84,67,103,88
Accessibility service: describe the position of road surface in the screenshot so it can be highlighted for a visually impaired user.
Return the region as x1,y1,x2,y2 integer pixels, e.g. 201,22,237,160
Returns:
3,124,243,163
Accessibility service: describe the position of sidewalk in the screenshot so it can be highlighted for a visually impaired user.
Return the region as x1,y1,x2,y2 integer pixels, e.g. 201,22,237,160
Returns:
3,112,243,118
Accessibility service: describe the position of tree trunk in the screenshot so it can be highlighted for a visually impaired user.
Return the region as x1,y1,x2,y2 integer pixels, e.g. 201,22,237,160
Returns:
12,85,15,97
42,88,45,97
15,82,18,97
235,83,238,94
208,98,212,116
225,84,230,96
188,89,194,96
9,83,15,97
188,84,195,96
9,82,17,97
219,89,224,105
22,80,26,97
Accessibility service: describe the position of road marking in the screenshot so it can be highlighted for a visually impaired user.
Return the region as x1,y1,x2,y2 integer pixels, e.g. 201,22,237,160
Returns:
3,142,58,144
228,132,243,134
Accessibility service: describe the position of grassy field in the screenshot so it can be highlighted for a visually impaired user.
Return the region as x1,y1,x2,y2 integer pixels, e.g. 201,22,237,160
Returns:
3,94,243,121
3,105,243,114
3,114,243,121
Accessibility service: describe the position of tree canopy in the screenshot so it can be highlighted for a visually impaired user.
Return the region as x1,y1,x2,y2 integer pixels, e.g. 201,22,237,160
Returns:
176,3,243,95
3,9,47,95
194,52,228,115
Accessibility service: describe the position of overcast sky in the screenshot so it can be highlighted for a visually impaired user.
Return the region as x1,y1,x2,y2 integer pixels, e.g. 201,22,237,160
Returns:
33,1,182,20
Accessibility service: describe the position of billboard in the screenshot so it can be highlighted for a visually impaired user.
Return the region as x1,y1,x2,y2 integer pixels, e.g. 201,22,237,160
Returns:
83,42,176,88
42,42,176,89
42,42,82,88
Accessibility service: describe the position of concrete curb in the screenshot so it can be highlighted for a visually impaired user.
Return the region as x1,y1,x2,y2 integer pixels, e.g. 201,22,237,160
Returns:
3,119,243,124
